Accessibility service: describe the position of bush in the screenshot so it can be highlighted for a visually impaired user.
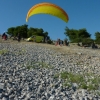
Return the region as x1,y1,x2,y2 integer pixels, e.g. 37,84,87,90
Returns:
82,38,94,46
47,40,53,44
95,39,100,44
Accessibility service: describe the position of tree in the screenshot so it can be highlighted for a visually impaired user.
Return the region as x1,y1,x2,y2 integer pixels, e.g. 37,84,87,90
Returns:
82,38,94,46
95,32,100,44
64,27,91,43
7,27,15,36
64,27,79,42
78,28,91,38
36,28,44,36
27,27,44,37
27,27,35,37
20,24,28,38
44,31,48,37
7,24,28,38
7,24,51,42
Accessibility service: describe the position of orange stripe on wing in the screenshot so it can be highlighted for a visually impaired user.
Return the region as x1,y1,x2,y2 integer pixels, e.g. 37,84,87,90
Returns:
26,2,69,21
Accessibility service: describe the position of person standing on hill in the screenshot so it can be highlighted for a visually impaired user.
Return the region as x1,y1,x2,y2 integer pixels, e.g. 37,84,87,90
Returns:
17,33,21,42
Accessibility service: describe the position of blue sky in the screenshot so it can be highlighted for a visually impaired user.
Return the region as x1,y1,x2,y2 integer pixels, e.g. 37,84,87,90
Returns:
0,0,100,40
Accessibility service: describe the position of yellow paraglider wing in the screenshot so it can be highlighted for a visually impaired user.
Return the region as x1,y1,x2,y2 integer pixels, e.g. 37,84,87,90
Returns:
26,2,69,23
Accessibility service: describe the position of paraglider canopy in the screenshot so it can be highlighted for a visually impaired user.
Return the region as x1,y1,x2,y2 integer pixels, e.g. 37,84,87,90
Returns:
26,2,69,23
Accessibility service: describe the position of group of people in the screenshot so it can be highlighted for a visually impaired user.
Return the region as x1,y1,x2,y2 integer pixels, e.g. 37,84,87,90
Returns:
1,33,21,42
77,42,98,49
12,33,21,42
17,33,21,42
2,33,8,40
55,38,69,46
1,33,70,46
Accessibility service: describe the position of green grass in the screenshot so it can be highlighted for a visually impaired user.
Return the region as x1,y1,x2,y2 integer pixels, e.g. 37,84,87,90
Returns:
80,82,88,89
54,73,59,79
38,62,54,69
60,71,84,83
38,62,49,68
60,71,69,79
54,71,100,91
87,77,100,90
0,49,8,55
27,65,35,69
16,49,26,55
26,61,53,70
63,81,72,88
97,91,100,96
87,84,96,91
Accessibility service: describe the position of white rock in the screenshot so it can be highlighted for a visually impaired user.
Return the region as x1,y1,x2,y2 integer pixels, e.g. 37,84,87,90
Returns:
0,83,4,89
